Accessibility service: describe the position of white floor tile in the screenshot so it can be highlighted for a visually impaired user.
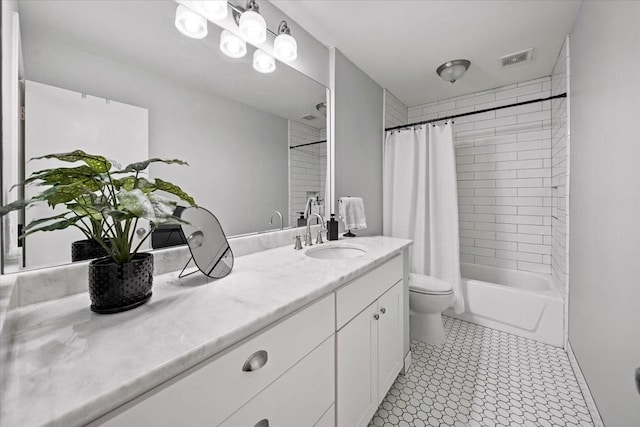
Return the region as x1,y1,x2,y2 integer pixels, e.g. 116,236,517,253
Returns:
370,316,594,427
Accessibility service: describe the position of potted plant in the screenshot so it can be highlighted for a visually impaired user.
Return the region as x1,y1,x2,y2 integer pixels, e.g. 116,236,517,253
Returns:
0,150,196,313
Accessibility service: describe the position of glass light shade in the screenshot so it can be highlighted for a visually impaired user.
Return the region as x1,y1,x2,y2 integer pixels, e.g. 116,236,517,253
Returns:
436,60,470,83
192,0,228,21
220,30,247,58
274,33,297,62
239,10,266,44
175,5,208,39
253,49,276,73
441,64,467,82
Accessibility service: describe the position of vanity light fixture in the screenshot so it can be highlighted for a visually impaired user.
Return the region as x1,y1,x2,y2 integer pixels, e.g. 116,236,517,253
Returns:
239,0,267,44
175,4,208,39
220,30,247,58
192,0,228,21
436,59,471,84
253,49,276,73
274,21,297,62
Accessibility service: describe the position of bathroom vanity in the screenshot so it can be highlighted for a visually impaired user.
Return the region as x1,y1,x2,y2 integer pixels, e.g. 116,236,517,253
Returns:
0,236,411,427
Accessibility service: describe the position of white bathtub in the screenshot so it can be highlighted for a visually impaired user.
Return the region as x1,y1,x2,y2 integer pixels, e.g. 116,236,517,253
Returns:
443,262,564,347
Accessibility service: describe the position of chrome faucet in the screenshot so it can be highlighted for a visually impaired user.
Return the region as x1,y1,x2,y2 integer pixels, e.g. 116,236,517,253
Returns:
305,213,325,246
268,210,283,230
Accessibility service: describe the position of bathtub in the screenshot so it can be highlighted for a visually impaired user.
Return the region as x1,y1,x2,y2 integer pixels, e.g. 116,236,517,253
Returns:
443,262,564,347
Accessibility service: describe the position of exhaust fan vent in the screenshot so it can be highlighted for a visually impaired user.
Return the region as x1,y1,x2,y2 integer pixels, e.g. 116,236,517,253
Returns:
500,48,533,67
299,114,316,121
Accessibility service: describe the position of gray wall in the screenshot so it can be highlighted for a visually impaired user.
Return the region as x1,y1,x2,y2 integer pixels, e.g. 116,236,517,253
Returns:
22,41,289,237
569,2,640,425
333,49,384,236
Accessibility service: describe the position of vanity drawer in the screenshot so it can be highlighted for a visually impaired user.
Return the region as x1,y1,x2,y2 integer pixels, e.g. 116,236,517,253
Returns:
97,294,334,427
336,255,402,329
220,336,335,426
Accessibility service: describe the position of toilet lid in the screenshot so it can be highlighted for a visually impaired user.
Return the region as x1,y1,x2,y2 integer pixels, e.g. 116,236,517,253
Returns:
410,273,453,295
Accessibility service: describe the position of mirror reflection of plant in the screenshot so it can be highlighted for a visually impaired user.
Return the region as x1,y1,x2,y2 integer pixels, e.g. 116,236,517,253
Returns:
0,150,196,264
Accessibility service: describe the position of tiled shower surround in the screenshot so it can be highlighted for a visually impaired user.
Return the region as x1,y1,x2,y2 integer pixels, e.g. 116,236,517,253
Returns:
551,38,570,299
406,77,555,275
288,121,327,226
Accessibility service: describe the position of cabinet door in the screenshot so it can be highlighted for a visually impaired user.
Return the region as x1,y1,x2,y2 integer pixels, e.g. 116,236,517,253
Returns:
377,281,403,401
336,301,378,427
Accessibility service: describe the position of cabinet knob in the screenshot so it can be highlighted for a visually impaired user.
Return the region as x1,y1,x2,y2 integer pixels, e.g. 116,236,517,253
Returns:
380,307,386,314
373,313,380,320
242,350,268,372
254,419,269,427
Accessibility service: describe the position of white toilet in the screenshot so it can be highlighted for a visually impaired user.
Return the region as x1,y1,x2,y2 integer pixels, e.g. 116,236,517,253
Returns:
409,273,454,345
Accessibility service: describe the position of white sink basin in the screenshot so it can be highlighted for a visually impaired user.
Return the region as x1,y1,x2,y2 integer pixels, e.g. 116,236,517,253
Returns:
305,243,367,260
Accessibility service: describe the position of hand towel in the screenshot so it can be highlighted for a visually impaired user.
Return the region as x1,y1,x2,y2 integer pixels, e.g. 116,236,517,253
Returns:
339,197,367,230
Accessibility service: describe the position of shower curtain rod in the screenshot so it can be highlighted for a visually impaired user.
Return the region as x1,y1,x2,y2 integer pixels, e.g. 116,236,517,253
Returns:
385,93,567,132
289,139,327,149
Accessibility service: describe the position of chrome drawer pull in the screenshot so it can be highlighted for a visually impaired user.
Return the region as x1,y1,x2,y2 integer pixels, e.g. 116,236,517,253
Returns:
373,313,380,320
254,419,269,427
242,350,268,372
380,307,386,314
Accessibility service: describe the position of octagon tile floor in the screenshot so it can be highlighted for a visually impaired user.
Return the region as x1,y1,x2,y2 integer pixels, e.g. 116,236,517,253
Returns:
369,316,594,427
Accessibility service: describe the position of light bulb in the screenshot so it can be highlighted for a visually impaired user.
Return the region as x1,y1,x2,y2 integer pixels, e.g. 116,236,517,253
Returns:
175,5,208,39
239,10,266,44
192,0,228,21
220,30,247,58
253,49,275,74
274,33,297,62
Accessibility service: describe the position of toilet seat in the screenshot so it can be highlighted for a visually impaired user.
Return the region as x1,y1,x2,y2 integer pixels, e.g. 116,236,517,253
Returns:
410,273,453,295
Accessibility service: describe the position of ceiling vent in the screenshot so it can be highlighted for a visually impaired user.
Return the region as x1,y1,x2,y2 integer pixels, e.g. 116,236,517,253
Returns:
500,48,533,67
299,114,316,121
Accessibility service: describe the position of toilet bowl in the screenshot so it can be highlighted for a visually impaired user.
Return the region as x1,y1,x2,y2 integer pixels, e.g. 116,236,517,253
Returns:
409,273,454,345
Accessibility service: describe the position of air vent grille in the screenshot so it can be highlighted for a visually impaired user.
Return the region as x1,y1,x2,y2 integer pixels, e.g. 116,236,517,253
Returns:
300,114,316,121
500,49,533,67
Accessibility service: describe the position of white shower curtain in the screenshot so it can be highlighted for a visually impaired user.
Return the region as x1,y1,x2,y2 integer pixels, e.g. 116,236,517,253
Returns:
383,123,465,313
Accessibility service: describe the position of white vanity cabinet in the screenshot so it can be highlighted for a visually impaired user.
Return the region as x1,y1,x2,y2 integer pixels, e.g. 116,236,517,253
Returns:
94,295,335,427
335,255,404,427
91,253,406,427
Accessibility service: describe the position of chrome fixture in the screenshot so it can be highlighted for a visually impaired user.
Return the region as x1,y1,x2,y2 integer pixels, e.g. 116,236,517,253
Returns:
239,0,266,44
268,210,283,230
305,213,325,246
293,235,303,250
274,21,297,61
436,59,471,84
316,102,327,117
175,1,299,71
242,350,268,372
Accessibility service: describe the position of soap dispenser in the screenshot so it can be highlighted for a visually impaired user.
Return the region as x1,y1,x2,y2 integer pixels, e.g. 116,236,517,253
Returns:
297,212,306,227
327,214,339,241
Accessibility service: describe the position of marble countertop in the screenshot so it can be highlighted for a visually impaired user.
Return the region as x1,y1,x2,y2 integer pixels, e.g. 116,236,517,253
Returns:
0,235,411,427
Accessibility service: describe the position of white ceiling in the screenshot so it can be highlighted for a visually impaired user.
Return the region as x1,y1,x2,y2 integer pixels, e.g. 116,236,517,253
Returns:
271,0,582,108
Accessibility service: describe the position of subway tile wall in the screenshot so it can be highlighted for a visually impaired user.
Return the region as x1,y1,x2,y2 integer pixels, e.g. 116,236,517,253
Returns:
288,121,327,227
551,36,570,346
384,89,409,129
407,77,554,274
551,40,569,293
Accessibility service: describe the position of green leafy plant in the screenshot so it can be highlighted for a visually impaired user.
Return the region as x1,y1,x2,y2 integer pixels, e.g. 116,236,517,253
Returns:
0,150,196,264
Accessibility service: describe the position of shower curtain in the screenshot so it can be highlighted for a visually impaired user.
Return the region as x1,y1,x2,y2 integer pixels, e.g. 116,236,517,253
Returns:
383,123,465,313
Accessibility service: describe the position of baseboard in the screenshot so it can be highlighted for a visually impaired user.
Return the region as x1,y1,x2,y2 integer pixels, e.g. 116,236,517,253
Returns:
566,342,605,426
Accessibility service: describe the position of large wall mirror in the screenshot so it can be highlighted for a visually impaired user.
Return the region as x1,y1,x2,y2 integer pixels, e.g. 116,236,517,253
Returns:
1,0,329,273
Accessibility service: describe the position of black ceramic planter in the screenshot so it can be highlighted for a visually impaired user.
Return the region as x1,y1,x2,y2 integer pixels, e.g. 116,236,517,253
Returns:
88,253,153,314
71,239,110,262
